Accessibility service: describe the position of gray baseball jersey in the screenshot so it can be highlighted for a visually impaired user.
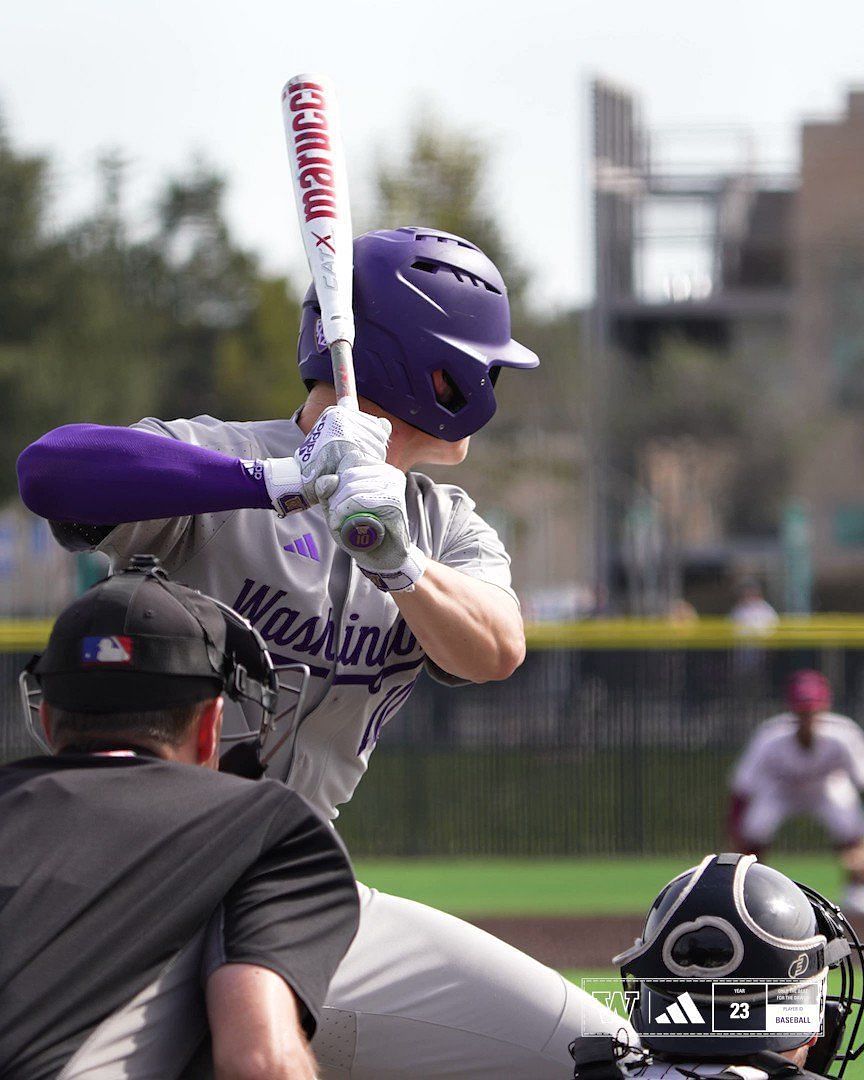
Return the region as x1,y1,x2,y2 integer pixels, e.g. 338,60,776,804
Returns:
96,414,517,822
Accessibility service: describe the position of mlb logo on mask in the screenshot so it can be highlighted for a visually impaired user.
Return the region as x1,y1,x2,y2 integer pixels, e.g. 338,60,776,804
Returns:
81,636,134,665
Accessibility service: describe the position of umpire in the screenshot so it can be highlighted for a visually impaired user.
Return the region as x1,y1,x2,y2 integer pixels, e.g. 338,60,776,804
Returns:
0,555,359,1080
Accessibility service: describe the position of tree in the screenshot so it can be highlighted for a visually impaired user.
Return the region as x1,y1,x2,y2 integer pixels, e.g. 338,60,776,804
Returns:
0,127,305,502
0,110,63,343
0,145,181,498
43,153,168,422
152,160,262,418
148,160,309,422
214,275,306,421
373,109,527,308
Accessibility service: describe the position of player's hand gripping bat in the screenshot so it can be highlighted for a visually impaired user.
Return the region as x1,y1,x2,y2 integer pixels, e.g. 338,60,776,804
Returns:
281,74,385,554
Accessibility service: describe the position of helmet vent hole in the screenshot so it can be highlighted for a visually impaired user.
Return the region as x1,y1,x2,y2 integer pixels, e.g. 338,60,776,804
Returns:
411,260,502,295
413,232,477,250
433,370,467,415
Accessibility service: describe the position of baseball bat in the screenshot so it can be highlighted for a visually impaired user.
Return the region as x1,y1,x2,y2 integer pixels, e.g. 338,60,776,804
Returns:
281,73,385,554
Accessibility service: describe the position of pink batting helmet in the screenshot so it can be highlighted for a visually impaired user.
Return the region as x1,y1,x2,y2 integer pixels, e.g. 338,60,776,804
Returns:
785,669,832,712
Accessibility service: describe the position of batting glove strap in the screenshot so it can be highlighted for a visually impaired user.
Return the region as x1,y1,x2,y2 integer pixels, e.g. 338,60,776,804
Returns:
254,457,310,518
358,545,427,593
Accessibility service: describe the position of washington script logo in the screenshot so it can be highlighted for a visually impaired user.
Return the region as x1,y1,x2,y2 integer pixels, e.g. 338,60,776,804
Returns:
232,578,424,692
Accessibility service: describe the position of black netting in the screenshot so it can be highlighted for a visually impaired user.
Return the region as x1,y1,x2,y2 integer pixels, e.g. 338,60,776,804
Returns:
2,642,862,858
335,645,864,856
0,652,43,763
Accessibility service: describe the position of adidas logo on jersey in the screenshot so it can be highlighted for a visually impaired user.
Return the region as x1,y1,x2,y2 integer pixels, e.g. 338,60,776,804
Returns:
654,992,706,1025
283,533,320,562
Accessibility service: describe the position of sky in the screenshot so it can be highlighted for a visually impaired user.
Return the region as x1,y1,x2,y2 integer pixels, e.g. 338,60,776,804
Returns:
1,0,862,310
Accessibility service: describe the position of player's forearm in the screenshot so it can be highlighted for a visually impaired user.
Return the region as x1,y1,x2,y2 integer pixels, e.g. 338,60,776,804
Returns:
213,1042,317,1080
17,424,272,523
208,966,318,1080
393,560,526,682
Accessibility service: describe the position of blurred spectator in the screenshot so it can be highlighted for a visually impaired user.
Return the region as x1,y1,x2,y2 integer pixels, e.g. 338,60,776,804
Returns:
667,598,698,624
523,583,597,622
730,580,778,632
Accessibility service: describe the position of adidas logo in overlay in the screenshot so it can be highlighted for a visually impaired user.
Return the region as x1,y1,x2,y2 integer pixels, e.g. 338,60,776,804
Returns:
283,533,320,562
655,992,706,1025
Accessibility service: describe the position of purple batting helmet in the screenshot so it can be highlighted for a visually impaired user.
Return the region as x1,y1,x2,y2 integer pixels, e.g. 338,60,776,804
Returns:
297,227,539,441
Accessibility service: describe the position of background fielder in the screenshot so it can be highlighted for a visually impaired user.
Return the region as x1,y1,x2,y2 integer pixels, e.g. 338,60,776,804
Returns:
728,669,864,916
18,226,635,1078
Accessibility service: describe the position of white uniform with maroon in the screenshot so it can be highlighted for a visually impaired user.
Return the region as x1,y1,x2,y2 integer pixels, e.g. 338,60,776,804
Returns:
731,711,864,847
94,413,636,1078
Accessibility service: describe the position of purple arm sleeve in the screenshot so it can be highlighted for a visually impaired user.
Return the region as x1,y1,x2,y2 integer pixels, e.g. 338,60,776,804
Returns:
17,424,273,524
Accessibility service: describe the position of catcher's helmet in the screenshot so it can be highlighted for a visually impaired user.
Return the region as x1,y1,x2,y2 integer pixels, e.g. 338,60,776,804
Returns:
298,226,539,441
615,854,864,1076
19,555,310,777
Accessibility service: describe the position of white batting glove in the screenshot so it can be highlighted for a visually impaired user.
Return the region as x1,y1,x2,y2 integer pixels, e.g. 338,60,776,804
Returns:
294,406,391,507
315,463,427,592
249,456,308,517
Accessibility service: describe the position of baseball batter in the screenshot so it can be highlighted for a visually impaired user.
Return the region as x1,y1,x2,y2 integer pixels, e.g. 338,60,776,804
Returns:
728,669,864,915
18,227,635,1077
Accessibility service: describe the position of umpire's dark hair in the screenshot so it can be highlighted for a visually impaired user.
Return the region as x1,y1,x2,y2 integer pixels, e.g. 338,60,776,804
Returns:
44,698,217,752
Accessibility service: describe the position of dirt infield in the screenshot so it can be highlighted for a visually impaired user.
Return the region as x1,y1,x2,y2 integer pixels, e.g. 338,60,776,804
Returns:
470,913,864,970
469,914,642,968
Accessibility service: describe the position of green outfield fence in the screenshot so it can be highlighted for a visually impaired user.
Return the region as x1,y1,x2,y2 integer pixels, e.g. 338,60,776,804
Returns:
4,617,864,857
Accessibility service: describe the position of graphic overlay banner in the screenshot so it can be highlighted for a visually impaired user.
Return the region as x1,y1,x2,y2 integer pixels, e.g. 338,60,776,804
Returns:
581,977,824,1038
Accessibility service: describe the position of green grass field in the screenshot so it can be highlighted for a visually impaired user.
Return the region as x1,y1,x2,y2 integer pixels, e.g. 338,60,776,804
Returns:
354,855,847,915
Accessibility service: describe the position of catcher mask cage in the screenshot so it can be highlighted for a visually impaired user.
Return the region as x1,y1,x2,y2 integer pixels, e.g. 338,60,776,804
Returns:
614,853,864,1077
194,596,312,775
19,558,310,774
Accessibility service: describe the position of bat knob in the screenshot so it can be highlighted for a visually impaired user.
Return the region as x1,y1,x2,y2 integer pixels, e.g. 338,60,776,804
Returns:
339,513,385,553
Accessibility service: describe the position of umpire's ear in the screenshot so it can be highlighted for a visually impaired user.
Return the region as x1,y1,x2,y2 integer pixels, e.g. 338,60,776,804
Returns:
196,696,224,769
39,702,55,751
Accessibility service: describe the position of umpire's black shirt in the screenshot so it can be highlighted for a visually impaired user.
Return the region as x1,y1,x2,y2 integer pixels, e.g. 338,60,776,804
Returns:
0,751,360,1079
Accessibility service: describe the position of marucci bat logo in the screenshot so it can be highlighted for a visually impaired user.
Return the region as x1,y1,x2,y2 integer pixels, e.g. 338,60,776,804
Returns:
283,81,339,223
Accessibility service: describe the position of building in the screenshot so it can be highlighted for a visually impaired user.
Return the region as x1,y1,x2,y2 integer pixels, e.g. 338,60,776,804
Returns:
590,80,864,612
794,91,864,608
